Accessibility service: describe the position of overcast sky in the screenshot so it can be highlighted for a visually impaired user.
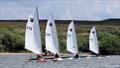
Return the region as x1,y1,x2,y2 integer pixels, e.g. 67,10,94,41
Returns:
0,0,120,20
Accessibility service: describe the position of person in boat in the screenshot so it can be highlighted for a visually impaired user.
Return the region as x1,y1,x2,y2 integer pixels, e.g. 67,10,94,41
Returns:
73,53,79,58
53,53,59,61
44,48,53,56
36,54,46,62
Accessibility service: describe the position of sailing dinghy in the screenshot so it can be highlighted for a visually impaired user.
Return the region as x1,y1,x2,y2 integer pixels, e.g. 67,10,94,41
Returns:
67,21,79,59
25,7,44,61
45,13,62,60
87,26,99,58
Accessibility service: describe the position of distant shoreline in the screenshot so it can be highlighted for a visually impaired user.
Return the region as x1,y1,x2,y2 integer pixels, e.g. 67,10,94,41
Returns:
0,18,120,25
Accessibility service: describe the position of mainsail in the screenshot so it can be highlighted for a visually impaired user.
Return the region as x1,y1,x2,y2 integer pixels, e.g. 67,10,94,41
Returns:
67,21,78,54
45,13,59,55
89,26,99,54
25,7,42,54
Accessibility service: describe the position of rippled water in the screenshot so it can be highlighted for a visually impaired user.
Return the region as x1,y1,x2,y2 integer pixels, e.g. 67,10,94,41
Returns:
0,54,120,68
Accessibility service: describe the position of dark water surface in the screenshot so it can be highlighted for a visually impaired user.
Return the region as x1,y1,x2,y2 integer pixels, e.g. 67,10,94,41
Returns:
0,54,120,68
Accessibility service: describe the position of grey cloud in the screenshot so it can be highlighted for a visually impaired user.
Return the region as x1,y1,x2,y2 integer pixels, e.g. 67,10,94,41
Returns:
0,0,120,20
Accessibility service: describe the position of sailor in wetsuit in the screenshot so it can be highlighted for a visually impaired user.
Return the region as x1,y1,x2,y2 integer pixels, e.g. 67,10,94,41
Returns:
53,53,59,61
36,54,46,62
73,53,79,58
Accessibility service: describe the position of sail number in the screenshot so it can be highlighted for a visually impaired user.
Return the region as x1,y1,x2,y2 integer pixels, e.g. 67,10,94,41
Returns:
26,26,32,30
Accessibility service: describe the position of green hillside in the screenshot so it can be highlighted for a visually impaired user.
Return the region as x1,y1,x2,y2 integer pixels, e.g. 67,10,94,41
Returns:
0,19,120,55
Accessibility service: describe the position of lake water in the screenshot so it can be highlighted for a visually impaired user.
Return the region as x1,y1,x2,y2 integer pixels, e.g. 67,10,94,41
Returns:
0,54,120,68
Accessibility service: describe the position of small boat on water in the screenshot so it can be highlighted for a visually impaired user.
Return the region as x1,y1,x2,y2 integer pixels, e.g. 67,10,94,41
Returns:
66,21,79,59
87,26,99,58
45,13,63,61
25,7,45,62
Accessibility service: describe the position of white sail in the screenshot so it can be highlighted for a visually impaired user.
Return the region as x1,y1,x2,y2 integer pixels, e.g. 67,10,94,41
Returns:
25,7,42,54
45,13,59,55
89,26,99,54
67,21,78,54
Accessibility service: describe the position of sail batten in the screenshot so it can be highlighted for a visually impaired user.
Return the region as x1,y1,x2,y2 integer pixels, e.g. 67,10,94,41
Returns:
25,7,42,54
89,26,99,54
67,21,78,54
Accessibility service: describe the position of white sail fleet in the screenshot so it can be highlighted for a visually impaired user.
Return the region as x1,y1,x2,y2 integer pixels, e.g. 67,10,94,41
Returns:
25,7,99,60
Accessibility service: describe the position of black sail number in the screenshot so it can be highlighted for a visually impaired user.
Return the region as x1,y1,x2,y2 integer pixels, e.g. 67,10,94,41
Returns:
26,26,32,30
30,18,34,22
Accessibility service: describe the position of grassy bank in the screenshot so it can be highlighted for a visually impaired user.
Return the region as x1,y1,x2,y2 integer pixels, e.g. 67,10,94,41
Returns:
0,19,120,55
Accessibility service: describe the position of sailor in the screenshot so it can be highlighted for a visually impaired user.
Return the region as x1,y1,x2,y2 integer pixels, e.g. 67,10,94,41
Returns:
36,54,46,62
53,53,59,61
73,53,79,58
